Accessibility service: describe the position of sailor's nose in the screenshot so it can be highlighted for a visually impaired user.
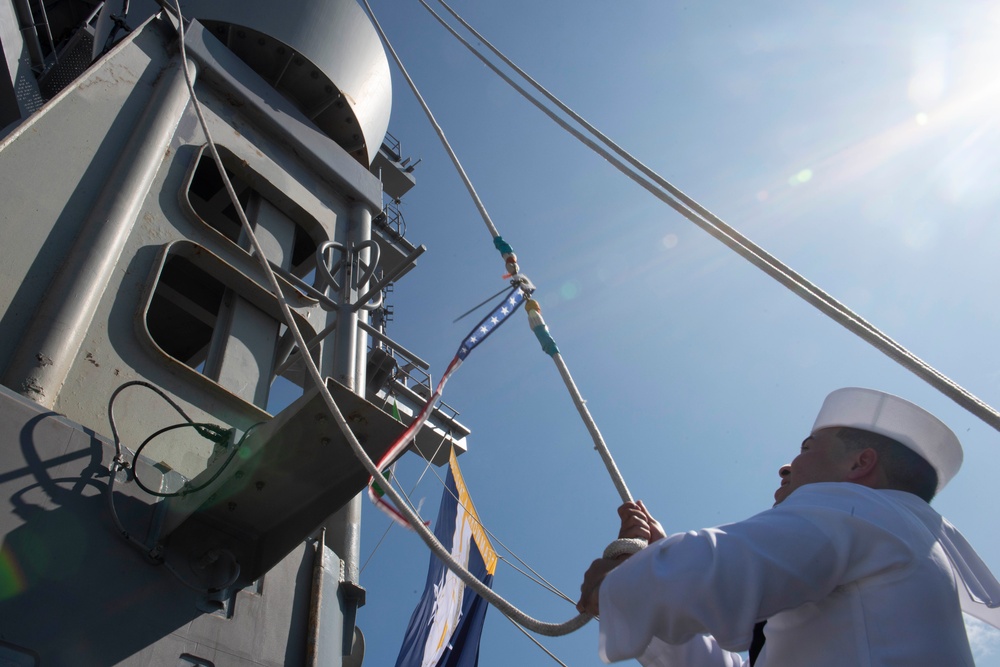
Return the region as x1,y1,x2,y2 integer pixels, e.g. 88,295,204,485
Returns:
778,464,792,479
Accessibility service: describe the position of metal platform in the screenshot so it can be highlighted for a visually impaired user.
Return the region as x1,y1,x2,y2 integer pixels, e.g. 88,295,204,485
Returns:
161,378,405,588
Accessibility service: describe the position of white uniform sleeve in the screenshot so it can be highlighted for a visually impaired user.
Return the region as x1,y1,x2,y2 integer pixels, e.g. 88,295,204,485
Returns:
636,635,747,667
597,484,915,663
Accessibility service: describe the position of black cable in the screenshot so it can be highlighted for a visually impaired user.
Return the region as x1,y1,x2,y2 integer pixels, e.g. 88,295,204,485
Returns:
108,380,204,462
130,421,262,498
104,380,260,558
106,380,205,550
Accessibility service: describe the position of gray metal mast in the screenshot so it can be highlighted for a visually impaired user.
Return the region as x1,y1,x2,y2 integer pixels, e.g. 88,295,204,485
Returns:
0,0,470,664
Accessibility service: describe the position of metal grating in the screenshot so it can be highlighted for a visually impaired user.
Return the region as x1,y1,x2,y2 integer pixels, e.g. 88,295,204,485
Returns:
38,27,96,100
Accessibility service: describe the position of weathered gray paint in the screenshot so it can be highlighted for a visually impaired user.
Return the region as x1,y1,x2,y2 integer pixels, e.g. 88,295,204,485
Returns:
181,21,385,209
0,385,316,665
0,3,471,664
175,0,392,166
3,52,196,407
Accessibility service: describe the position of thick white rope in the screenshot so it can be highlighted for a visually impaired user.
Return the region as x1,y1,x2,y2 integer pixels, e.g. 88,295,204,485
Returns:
553,350,632,501
163,1,589,637
360,0,635,510
358,0,500,240
420,0,1000,435
421,456,579,604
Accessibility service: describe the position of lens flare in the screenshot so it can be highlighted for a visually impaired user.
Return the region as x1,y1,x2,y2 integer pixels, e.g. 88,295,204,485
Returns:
788,169,813,186
559,282,579,300
0,543,27,599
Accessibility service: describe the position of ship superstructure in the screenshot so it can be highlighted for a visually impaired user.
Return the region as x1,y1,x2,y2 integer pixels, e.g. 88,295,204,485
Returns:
0,1,466,664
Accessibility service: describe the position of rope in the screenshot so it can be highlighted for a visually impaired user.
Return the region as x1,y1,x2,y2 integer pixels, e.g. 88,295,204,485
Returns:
164,0,588,637
361,434,445,575
421,455,579,605
362,0,636,510
365,440,578,607
358,0,499,240
419,0,1000,434
526,299,633,503
503,614,572,667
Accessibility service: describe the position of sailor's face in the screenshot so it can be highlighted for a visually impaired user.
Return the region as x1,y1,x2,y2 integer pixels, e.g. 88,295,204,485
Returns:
778,428,854,501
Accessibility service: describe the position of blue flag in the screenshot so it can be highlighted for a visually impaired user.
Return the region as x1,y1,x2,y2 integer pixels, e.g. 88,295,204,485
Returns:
394,449,497,667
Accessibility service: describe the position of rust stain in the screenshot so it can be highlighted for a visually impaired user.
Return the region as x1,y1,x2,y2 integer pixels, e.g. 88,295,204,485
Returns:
22,378,44,397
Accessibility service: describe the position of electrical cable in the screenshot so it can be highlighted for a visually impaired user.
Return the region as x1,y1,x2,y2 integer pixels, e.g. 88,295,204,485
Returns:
129,421,262,498
106,380,211,552
104,380,250,594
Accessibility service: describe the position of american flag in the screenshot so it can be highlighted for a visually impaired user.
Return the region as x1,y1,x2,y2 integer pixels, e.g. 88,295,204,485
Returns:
457,288,525,360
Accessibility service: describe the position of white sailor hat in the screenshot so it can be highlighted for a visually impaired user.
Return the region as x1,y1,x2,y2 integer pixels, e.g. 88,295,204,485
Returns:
812,387,963,493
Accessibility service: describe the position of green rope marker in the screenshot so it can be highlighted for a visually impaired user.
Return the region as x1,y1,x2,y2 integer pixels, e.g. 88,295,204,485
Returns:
532,324,560,357
493,236,515,255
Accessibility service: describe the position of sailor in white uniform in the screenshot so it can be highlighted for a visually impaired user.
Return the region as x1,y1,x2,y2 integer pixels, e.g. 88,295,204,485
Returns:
577,387,1000,666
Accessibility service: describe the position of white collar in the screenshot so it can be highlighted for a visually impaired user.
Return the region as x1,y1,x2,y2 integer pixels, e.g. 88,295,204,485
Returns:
887,490,1000,627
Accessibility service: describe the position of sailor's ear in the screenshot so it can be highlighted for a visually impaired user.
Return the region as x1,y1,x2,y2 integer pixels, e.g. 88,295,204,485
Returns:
846,447,879,479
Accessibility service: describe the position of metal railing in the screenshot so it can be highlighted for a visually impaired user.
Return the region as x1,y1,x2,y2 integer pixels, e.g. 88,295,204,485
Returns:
374,200,406,239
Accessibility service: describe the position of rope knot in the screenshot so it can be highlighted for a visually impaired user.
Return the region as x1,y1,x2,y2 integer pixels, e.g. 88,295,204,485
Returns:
603,538,648,560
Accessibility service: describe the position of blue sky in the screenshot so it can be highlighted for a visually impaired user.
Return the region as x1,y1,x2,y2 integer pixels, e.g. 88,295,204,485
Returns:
349,1,1000,664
